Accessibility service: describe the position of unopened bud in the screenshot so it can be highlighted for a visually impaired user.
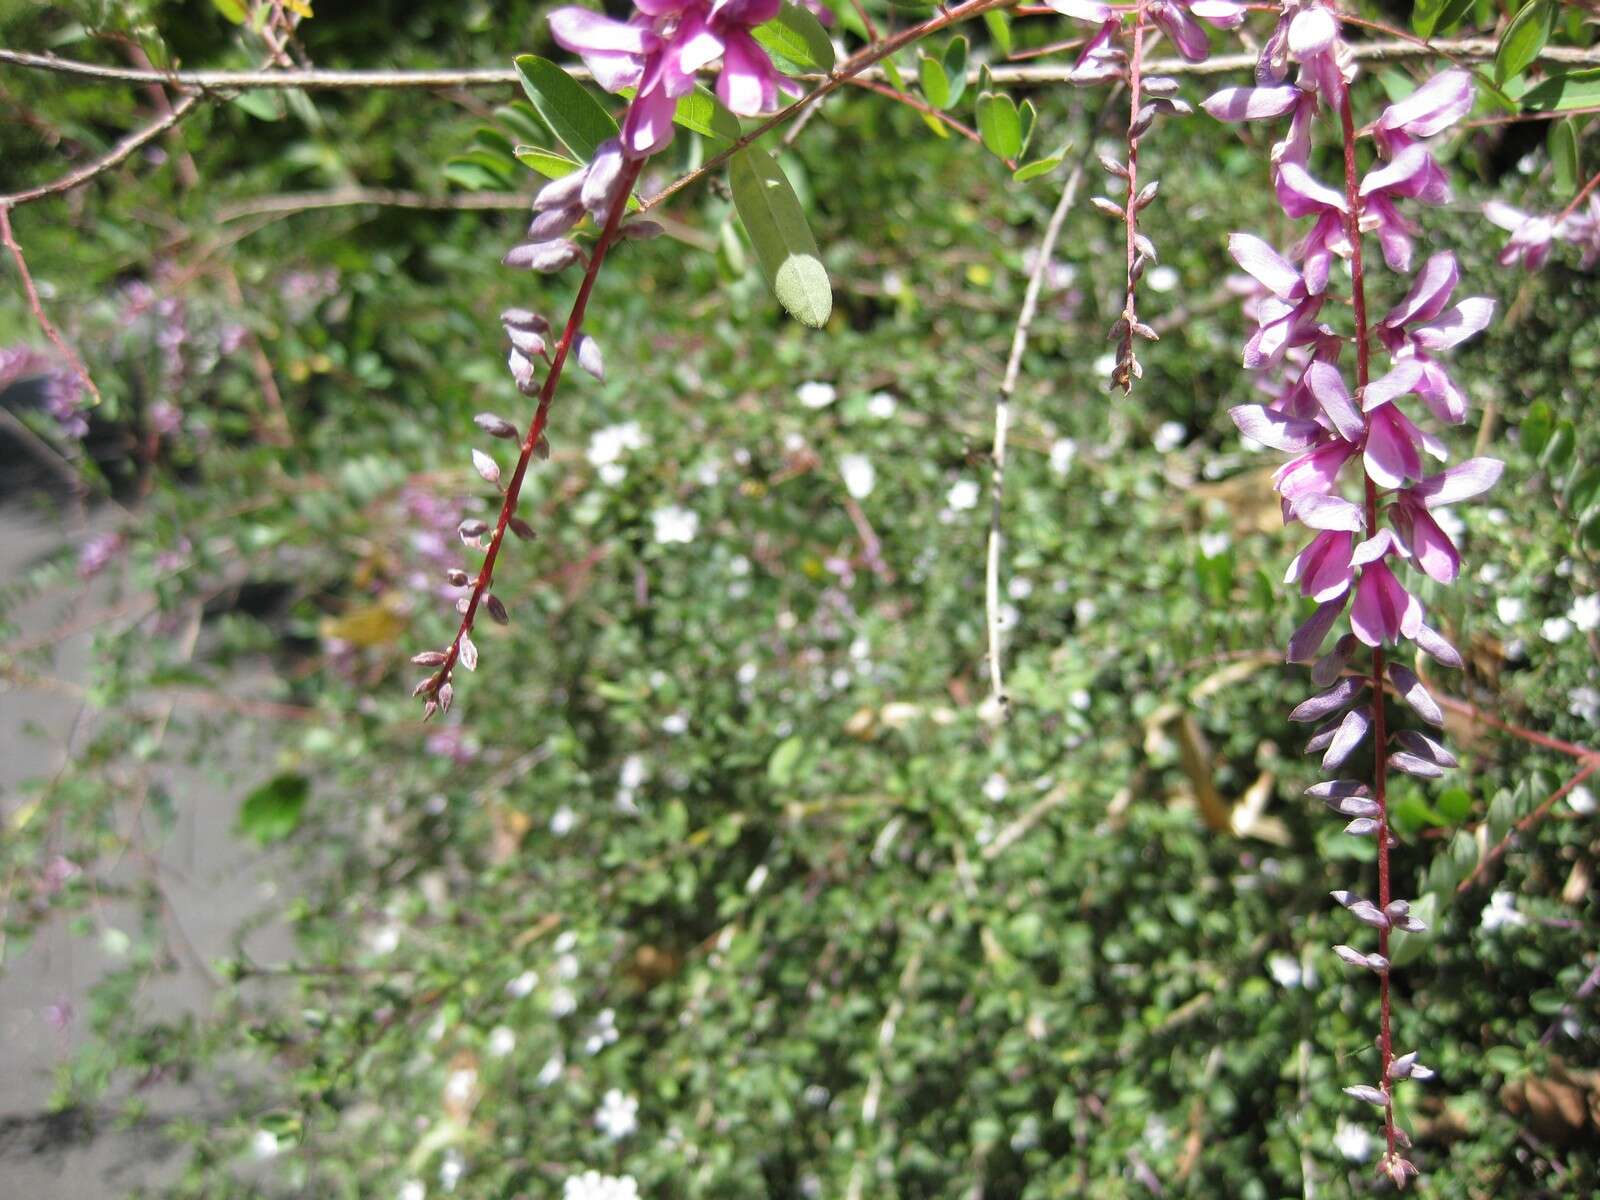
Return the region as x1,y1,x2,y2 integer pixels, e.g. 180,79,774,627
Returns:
458,518,489,539
458,634,478,672
581,138,626,221
509,348,538,394
1134,180,1160,208
485,594,509,624
447,568,470,587
534,437,550,461
438,682,453,713
619,219,665,241
500,308,550,334
1143,76,1179,96
508,517,538,541
508,326,547,359
411,651,448,666
503,239,581,274
1090,196,1125,220
1098,153,1129,179
575,333,604,382
472,449,502,486
1343,1084,1387,1107
528,203,583,242
475,413,518,439
533,170,585,213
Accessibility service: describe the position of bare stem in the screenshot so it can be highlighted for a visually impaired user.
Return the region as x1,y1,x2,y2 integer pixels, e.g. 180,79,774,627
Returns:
0,204,102,405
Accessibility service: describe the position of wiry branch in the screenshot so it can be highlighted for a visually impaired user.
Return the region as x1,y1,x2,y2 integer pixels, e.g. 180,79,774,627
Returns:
7,38,1597,92
0,205,101,404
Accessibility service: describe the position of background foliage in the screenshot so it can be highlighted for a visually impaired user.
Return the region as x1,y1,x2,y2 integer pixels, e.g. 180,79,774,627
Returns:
1,0,1598,1195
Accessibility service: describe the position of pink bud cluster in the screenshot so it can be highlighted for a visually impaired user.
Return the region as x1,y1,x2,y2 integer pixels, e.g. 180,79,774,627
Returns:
1206,4,1501,1186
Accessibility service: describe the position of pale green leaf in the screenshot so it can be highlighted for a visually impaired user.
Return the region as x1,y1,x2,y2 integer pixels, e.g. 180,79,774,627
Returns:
729,146,832,328
514,54,619,161
752,2,836,73
975,91,1021,161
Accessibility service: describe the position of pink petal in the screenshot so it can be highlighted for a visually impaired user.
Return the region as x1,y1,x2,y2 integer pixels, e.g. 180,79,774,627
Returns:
1202,85,1302,122
1191,0,1247,28
1046,0,1113,20
1276,161,1348,217
1363,404,1422,489
1230,404,1324,452
1294,493,1366,531
1384,252,1458,328
1362,359,1423,411
1411,297,1495,351
1229,233,1303,299
1413,457,1504,507
1378,69,1474,138
1288,6,1338,57
1303,360,1364,441
549,8,649,54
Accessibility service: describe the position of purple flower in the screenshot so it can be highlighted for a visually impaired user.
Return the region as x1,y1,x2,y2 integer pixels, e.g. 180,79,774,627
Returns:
550,0,790,159
77,532,125,580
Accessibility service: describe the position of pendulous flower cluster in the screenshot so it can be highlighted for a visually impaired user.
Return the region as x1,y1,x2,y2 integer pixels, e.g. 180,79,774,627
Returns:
1206,4,1500,1186
409,0,789,714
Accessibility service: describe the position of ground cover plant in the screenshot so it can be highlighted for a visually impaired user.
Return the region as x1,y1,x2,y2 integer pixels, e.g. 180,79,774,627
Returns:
1,0,1598,1194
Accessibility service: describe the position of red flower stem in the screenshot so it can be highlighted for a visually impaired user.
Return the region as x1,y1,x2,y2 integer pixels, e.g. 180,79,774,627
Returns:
1116,0,1148,393
424,157,645,703
1557,165,1600,225
1336,69,1397,1164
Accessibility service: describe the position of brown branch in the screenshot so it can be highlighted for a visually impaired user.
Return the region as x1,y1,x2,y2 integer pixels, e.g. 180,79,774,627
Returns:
212,187,536,222
845,77,1010,167
1456,758,1600,895
6,40,1600,93
0,89,201,208
0,205,101,405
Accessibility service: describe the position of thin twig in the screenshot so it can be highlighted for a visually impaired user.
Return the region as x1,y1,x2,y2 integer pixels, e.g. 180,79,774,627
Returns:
212,187,536,222
0,89,200,208
0,205,102,404
984,113,1108,715
5,40,1597,92
845,76,1013,167
1456,758,1599,895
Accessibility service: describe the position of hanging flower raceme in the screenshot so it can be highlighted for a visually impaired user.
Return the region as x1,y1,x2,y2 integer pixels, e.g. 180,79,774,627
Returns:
551,0,791,158
1209,5,1497,1185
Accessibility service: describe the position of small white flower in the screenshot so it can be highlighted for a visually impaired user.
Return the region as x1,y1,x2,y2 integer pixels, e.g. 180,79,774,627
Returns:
1542,616,1573,643
555,951,580,981
1199,530,1231,558
1567,784,1596,815
947,479,981,511
398,1181,426,1200
620,754,647,790
662,711,689,735
1496,596,1525,624
549,986,577,1017
849,636,871,661
554,931,578,954
584,1007,619,1056
1481,890,1528,931
729,554,751,577
1146,265,1179,293
443,1066,477,1106
803,1084,831,1108
1570,594,1600,632
1153,420,1187,453
867,391,897,419
982,773,1009,803
251,1130,281,1159
1569,686,1600,724
745,864,770,895
1333,1120,1373,1162
597,462,626,487
830,667,851,690
1007,576,1034,600
651,505,699,545
438,1149,465,1192
996,603,1019,631
370,925,401,956
736,660,759,685
550,806,576,837
536,1053,564,1086
696,459,721,487
1266,953,1302,989
563,1171,640,1200
1069,689,1092,712
506,969,539,999
1092,351,1116,377
487,1025,516,1058
1074,598,1098,625
1142,1114,1171,1153
839,453,876,500
595,1088,640,1139
1048,437,1078,476
796,381,837,409
587,421,646,466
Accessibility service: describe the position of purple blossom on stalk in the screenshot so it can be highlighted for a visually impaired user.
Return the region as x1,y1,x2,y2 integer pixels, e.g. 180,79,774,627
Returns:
0,346,89,440
550,0,792,158
1484,195,1600,271
1210,10,1495,1184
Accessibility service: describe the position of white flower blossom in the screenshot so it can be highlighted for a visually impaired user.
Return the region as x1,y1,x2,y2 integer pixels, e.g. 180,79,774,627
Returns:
550,806,576,837
1334,1120,1373,1162
1569,686,1600,724
1048,437,1078,475
1007,576,1034,600
1542,616,1572,643
443,1066,477,1106
662,711,689,735
595,1089,639,1139
1496,596,1525,624
398,1181,426,1200
597,462,626,487
620,754,647,790
487,1026,516,1057
1199,530,1231,558
1568,784,1596,816
1481,890,1528,931
796,381,836,409
1153,420,1187,453
839,453,876,500
438,1149,465,1192
549,986,577,1017
652,504,699,544
536,1053,564,1086
1570,593,1600,632
1146,265,1180,293
947,479,980,511
1266,953,1302,989
584,1008,619,1056
563,1171,640,1200
736,660,759,685
251,1130,281,1159
867,391,897,419
982,773,1009,803
586,421,646,466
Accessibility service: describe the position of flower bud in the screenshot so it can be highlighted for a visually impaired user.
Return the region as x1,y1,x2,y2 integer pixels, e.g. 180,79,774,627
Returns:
500,308,550,335
1343,1084,1387,1107
458,518,489,539
619,219,665,241
485,594,509,625
459,634,478,672
509,517,538,541
581,138,626,221
438,681,453,713
508,327,547,359
1091,196,1125,219
472,449,501,486
576,334,604,382
447,568,470,587
411,651,448,666
503,239,581,273
528,203,584,242
532,170,585,213
475,413,518,439
509,348,539,395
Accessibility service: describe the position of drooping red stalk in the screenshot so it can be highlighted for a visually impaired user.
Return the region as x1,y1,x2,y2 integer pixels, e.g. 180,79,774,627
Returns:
419,157,645,708
1335,70,1397,1166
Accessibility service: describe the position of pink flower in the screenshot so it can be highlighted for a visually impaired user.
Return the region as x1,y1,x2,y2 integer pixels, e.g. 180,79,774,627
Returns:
1350,555,1423,647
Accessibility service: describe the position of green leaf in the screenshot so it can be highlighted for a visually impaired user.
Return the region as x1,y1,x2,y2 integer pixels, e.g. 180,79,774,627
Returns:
984,9,1012,58
1013,153,1064,183
212,0,248,21
882,54,910,94
1434,0,1478,31
1523,68,1600,112
447,148,515,188
942,36,970,108
752,2,836,74
729,146,832,328
1521,400,1554,455
674,86,742,149
1436,787,1473,823
1495,0,1554,84
514,54,619,161
1565,464,1600,520
495,100,549,144
919,54,951,110
1018,98,1037,157
514,145,584,181
1412,0,1446,38
1388,892,1437,967
975,91,1022,161
238,773,309,844
445,158,507,191
1540,418,1576,473
1548,118,1579,193
232,89,286,121
1483,1046,1524,1077
767,735,804,786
